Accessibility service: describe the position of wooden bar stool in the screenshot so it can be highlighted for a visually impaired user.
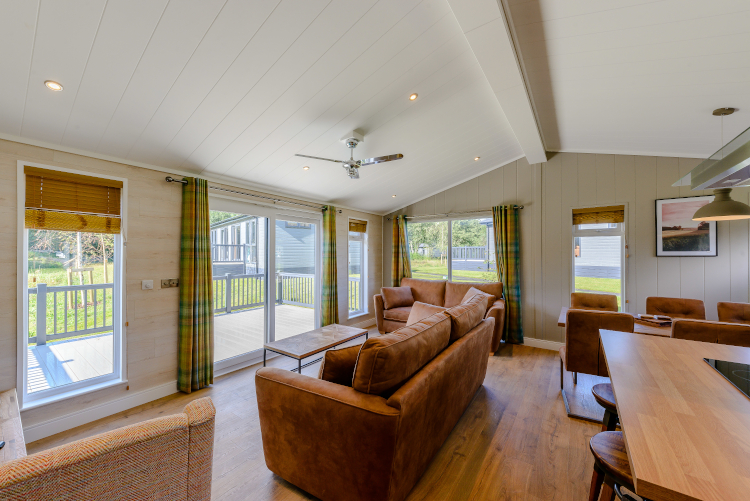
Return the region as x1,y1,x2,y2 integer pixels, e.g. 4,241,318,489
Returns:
592,383,618,432
588,431,636,501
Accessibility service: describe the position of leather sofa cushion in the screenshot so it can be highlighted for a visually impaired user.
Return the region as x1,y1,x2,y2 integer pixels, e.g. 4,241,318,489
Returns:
318,345,361,386
383,306,412,322
445,281,503,308
406,302,447,326
401,278,446,307
717,302,750,325
646,296,705,320
352,314,450,395
461,287,495,313
381,286,415,309
444,295,486,341
570,292,618,312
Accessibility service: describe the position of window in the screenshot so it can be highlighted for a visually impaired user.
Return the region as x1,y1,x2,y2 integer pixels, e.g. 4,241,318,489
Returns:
348,219,367,316
407,218,495,283
572,206,626,310
22,166,124,405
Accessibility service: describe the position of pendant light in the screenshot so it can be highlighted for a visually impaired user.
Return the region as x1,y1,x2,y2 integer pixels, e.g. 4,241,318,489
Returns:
692,109,750,221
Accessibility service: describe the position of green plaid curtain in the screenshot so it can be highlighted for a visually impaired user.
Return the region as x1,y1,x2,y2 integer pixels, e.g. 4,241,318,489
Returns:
178,178,214,393
321,206,339,326
493,205,523,344
391,215,411,286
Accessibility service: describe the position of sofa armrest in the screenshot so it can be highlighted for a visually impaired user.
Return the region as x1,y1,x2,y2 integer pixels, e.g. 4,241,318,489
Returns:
374,293,386,334
485,299,506,352
185,397,216,501
255,368,400,501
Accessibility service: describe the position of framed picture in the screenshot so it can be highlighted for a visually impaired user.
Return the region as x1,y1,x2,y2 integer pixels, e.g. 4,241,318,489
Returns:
656,196,717,256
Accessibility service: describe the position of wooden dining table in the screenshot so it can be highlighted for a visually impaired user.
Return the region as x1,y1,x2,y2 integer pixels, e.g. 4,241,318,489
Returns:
600,330,750,501
558,306,671,337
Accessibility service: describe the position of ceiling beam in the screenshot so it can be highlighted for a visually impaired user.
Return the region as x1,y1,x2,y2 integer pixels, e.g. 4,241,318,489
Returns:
446,0,547,164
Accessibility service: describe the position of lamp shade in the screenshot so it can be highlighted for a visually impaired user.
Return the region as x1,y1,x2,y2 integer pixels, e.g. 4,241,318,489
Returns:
692,188,750,221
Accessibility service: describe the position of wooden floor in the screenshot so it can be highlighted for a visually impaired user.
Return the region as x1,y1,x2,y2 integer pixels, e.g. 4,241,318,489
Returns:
27,333,114,394
214,304,315,362
28,340,600,501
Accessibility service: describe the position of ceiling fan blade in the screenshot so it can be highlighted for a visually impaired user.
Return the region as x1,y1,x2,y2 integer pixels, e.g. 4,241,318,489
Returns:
357,153,404,166
295,153,345,164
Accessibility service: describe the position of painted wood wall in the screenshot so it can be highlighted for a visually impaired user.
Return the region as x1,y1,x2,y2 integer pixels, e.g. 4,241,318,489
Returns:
384,152,750,343
0,138,381,431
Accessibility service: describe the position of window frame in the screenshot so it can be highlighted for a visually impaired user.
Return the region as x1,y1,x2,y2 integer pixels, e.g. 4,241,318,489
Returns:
570,210,627,312
347,227,367,317
17,161,127,409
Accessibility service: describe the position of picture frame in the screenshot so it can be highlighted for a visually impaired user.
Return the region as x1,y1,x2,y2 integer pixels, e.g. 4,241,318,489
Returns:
655,196,717,257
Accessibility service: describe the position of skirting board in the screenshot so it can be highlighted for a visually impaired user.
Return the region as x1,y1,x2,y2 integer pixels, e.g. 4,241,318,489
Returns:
523,337,564,352
23,380,178,443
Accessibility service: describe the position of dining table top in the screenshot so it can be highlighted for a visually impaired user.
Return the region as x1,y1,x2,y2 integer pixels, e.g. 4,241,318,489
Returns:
600,330,750,501
558,306,672,337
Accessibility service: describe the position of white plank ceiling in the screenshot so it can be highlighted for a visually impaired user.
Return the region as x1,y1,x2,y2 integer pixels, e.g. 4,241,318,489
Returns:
508,0,750,157
0,0,523,214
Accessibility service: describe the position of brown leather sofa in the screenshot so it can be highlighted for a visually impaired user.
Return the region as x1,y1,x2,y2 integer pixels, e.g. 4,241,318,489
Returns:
646,296,705,319
374,278,506,351
717,301,750,325
570,292,619,312
672,318,750,347
255,298,494,501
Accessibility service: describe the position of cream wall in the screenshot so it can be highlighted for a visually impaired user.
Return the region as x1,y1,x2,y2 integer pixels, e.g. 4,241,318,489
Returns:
0,138,381,433
384,152,750,343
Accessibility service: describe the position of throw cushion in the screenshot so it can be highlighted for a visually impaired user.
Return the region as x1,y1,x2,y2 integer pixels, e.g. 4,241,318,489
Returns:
381,286,415,310
406,302,447,326
352,314,450,395
461,287,495,313
445,295,486,341
318,345,362,387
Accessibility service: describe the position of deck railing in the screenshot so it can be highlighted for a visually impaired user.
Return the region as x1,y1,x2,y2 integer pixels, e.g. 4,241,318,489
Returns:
212,244,247,263
348,276,361,312
28,283,114,345
452,246,487,260
213,272,316,314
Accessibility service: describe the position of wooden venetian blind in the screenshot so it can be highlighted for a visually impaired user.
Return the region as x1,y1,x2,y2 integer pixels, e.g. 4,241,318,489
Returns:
25,166,123,234
572,205,625,225
349,219,367,233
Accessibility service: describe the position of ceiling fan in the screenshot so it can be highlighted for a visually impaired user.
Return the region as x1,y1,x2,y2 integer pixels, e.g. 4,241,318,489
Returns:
295,131,403,179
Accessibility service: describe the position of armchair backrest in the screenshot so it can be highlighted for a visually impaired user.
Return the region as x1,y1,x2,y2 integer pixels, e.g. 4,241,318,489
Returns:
565,310,634,377
646,297,705,320
570,292,619,312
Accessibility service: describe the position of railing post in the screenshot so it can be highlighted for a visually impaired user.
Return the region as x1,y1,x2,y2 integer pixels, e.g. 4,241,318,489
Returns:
36,283,47,346
225,273,232,313
277,274,283,305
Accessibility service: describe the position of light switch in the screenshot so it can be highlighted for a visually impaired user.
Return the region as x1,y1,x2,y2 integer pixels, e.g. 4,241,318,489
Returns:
142,280,154,290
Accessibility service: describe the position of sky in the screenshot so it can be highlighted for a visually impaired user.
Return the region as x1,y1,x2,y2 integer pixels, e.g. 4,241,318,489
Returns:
661,199,709,227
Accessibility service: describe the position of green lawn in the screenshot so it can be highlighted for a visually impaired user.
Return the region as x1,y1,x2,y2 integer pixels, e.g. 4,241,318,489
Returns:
574,276,622,308
411,257,496,283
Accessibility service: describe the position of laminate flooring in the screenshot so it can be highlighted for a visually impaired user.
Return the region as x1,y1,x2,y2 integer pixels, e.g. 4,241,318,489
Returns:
28,340,600,501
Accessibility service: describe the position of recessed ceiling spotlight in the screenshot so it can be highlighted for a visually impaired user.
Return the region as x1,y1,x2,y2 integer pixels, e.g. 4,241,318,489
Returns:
392,194,397,198
409,93,418,101
45,80,63,91
474,156,480,161
303,166,309,170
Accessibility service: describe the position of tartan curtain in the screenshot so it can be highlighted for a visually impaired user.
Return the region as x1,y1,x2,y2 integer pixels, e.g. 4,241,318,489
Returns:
321,205,339,326
493,205,523,344
391,215,411,286
178,178,214,393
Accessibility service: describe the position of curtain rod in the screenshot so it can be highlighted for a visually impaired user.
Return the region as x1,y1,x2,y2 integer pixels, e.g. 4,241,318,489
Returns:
165,176,341,212
386,206,523,221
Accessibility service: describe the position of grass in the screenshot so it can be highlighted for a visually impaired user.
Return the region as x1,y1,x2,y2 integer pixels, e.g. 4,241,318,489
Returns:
411,257,497,283
574,276,622,308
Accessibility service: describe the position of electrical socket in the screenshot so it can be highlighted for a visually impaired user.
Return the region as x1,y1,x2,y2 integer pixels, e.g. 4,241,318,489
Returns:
161,279,180,288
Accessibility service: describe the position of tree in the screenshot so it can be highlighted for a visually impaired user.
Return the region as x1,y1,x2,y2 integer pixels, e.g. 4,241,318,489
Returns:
450,219,487,247
29,230,114,267
210,211,238,225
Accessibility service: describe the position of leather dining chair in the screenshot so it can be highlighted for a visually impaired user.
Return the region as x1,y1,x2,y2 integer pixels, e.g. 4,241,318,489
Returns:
672,319,750,348
570,292,619,312
646,297,705,320
717,302,750,325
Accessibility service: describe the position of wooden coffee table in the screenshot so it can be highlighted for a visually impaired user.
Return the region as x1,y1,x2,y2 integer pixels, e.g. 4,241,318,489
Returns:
263,324,369,373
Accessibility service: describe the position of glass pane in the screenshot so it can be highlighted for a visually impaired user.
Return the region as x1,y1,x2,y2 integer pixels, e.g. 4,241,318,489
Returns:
211,211,267,362
574,235,622,310
348,234,363,312
27,230,115,393
275,219,316,340
407,221,449,280
450,218,495,283
577,223,618,230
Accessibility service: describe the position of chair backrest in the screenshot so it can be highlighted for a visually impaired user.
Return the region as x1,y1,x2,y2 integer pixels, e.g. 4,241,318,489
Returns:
570,292,619,312
717,302,750,325
646,297,705,319
565,310,634,377
672,319,750,348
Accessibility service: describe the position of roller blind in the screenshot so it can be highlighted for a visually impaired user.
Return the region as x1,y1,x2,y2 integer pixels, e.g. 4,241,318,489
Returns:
25,166,123,234
572,205,625,225
349,219,367,233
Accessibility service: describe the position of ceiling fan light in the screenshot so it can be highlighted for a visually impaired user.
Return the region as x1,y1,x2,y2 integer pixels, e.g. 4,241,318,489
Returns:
692,188,750,221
